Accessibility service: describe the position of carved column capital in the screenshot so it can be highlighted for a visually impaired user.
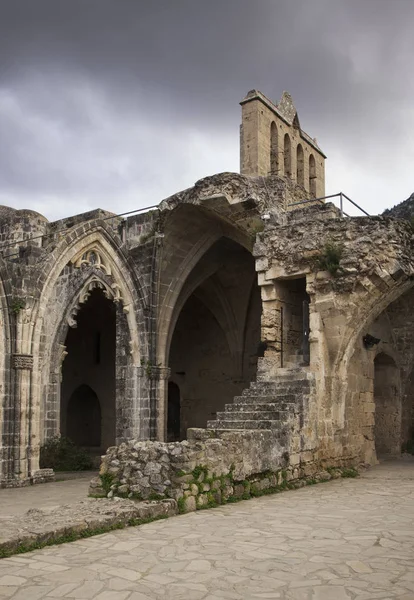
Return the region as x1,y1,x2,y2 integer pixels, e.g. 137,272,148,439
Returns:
137,365,171,380
12,354,34,371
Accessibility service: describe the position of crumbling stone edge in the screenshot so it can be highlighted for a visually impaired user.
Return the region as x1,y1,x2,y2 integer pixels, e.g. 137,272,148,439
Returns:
0,466,360,559
0,499,177,560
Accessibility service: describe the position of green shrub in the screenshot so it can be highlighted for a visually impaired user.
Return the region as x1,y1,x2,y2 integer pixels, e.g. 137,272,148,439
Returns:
317,242,344,276
340,467,358,478
40,436,93,471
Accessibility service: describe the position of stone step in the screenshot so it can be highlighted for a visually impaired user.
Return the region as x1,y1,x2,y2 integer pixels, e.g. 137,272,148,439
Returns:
215,410,287,421
247,379,312,390
206,419,284,430
241,387,309,399
272,368,313,378
235,394,299,404
224,402,291,414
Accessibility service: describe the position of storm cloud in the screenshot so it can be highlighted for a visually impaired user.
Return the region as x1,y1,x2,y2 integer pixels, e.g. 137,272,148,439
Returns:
0,0,413,220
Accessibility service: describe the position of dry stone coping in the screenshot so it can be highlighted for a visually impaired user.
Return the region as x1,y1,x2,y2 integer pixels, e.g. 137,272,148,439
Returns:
0,496,177,557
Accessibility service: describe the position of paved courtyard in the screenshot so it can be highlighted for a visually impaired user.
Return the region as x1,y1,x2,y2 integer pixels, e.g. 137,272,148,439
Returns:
0,461,413,599
0,472,93,517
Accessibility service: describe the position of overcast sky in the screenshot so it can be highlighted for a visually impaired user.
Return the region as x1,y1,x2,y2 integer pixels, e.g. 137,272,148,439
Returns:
0,0,413,221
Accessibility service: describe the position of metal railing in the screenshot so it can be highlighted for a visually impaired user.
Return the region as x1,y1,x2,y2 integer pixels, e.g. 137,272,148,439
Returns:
288,192,369,217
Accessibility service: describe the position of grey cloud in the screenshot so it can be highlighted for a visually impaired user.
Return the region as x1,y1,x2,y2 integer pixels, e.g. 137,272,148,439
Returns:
0,0,413,219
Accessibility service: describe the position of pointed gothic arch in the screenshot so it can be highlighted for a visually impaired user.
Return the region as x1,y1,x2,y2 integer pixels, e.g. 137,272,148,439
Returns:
159,209,261,439
27,225,144,472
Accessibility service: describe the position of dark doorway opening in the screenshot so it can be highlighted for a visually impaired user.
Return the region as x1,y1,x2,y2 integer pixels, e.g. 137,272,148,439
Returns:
374,353,401,458
67,384,101,447
167,382,181,441
61,287,116,452
275,277,310,366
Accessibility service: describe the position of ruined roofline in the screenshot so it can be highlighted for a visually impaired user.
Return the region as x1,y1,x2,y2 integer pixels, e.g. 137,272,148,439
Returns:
48,208,118,229
240,89,326,158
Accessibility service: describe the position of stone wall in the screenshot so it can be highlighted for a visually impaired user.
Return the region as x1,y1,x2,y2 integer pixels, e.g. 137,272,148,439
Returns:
2,160,414,489
254,201,414,465
89,428,352,512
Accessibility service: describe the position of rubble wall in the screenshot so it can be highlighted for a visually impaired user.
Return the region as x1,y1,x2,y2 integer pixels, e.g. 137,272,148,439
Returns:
89,428,349,512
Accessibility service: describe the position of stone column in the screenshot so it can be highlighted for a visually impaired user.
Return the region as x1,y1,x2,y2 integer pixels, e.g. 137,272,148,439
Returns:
12,353,34,482
135,365,170,442
151,366,171,442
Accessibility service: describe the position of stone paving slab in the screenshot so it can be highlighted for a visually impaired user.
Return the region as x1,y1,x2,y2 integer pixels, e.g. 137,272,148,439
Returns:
0,461,413,598
0,473,94,517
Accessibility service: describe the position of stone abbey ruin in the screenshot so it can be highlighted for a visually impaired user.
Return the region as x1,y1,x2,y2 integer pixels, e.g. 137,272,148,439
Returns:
0,90,413,505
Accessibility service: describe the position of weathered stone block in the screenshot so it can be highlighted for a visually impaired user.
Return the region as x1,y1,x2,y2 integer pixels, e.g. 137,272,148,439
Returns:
182,496,196,513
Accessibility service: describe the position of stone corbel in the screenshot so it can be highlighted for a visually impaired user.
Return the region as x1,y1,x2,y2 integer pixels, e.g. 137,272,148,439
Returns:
58,345,68,382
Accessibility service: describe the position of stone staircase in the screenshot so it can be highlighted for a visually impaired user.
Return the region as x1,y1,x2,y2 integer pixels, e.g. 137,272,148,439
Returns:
207,368,313,432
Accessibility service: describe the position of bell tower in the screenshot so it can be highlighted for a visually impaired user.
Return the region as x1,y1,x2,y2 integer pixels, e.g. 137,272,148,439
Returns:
240,89,326,198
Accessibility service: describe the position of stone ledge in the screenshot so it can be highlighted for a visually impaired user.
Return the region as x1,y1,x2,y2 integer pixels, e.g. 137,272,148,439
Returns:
0,497,177,558
0,469,55,489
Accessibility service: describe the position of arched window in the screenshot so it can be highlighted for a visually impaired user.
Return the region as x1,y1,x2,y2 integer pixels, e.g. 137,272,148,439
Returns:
270,122,278,174
296,144,304,187
309,154,316,196
284,134,291,178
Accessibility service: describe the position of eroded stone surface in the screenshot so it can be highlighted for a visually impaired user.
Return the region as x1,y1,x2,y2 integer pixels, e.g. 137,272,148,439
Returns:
0,462,412,599
0,496,177,555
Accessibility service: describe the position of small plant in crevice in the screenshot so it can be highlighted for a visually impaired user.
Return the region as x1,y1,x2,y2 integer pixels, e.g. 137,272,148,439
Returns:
100,472,115,495
10,297,26,315
340,467,358,478
191,465,208,481
39,436,93,471
140,358,161,378
139,224,157,245
316,241,344,277
148,492,165,501
177,497,186,514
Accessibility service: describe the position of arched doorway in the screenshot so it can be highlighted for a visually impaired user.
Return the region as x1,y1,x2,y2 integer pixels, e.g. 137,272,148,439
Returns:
168,237,261,436
67,385,101,447
374,353,401,458
61,288,116,451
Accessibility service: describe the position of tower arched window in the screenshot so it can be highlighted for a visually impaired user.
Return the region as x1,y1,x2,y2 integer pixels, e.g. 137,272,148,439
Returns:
309,154,316,196
284,134,291,178
296,144,304,187
270,122,278,174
